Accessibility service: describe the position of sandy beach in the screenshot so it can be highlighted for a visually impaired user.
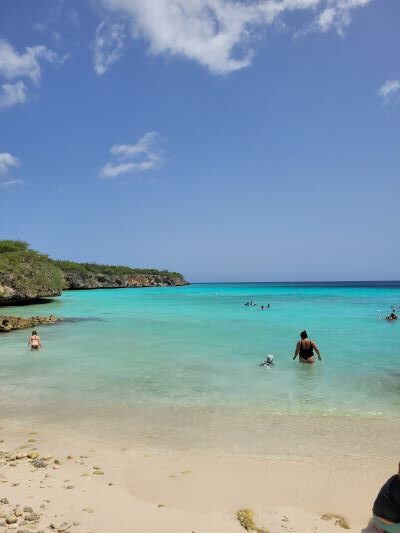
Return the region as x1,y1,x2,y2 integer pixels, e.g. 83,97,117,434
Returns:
0,415,395,533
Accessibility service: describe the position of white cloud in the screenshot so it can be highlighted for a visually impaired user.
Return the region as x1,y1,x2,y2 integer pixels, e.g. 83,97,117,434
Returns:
0,82,27,110
0,179,26,190
379,79,400,105
0,39,62,111
0,39,59,85
0,152,25,189
315,0,370,35
94,19,127,75
97,0,371,74
100,131,165,179
0,152,20,175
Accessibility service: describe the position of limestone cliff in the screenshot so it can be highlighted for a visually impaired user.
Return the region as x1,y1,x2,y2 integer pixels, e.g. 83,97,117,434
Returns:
0,240,188,306
62,270,187,290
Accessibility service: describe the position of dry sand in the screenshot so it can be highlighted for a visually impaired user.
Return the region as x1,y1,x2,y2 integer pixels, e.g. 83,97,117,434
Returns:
0,417,393,533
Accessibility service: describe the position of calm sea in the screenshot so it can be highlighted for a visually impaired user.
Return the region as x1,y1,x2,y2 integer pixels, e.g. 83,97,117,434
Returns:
1,282,399,449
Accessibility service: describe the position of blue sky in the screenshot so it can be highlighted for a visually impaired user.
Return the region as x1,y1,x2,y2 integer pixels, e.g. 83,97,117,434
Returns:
0,0,399,282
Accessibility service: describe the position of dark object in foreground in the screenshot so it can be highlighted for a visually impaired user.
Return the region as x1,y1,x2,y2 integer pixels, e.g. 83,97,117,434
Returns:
372,462,400,530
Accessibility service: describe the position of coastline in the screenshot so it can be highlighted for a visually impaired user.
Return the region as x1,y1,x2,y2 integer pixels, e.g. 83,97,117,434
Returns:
0,413,395,532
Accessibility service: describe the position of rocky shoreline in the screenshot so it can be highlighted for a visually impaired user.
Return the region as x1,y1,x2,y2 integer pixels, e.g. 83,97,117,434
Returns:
63,271,188,290
0,315,59,333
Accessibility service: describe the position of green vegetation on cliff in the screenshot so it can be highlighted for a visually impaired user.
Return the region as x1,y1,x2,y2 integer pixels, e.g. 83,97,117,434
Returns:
0,241,65,302
0,240,187,304
53,259,183,279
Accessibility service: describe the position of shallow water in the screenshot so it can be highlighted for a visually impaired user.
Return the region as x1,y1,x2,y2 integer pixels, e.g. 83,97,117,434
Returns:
1,283,399,449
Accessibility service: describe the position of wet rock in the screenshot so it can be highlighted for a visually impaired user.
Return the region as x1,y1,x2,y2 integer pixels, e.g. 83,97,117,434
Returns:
0,315,59,333
31,459,47,468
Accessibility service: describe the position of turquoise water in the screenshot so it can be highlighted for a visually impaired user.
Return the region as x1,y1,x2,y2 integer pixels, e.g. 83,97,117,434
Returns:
1,283,400,445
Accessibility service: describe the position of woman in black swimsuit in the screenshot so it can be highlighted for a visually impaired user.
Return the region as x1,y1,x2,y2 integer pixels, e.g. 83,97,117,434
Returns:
293,330,321,364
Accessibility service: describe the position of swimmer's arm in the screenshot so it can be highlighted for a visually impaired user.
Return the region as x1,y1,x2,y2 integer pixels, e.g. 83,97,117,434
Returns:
312,341,321,360
293,341,300,360
27,337,31,346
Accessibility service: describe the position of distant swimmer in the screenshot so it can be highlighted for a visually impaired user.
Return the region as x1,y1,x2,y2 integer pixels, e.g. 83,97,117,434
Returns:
293,330,321,364
28,330,42,351
372,462,400,533
259,355,274,367
386,310,398,321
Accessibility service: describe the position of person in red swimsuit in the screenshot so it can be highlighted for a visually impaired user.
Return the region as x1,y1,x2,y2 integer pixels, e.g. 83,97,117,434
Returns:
293,330,321,364
28,330,42,351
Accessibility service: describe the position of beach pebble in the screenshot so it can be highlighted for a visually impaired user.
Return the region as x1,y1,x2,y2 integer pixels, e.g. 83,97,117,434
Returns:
0,498,9,504
64,485,75,490
82,508,94,514
22,507,33,514
0,519,5,526
72,522,80,527
93,470,104,475
15,453,27,460
57,522,72,532
54,459,61,465
13,508,23,517
27,451,39,460
24,512,40,522
66,455,74,460
5,515,18,524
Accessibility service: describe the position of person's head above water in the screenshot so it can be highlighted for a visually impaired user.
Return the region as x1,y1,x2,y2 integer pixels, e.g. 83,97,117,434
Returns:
32,330,37,335
266,355,274,363
300,330,308,339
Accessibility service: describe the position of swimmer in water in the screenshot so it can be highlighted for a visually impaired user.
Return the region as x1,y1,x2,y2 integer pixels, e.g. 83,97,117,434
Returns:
28,330,42,351
386,310,398,321
259,355,274,367
293,330,321,364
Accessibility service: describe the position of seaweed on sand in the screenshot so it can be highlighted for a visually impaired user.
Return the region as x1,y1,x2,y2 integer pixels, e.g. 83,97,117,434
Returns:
236,509,269,533
321,513,350,529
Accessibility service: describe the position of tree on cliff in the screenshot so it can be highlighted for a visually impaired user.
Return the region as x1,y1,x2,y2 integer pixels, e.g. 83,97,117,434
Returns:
0,240,65,303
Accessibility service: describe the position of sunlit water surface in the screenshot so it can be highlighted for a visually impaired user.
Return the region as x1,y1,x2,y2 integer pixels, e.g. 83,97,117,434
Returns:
1,283,399,451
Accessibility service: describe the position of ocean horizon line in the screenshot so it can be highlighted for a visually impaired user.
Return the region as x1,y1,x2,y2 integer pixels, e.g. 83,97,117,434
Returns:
188,280,400,286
